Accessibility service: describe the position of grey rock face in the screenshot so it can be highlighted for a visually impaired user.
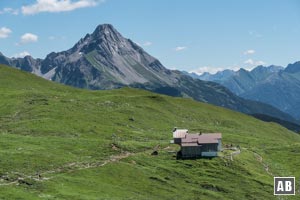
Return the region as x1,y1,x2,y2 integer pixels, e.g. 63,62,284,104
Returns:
47,24,176,89
0,53,41,73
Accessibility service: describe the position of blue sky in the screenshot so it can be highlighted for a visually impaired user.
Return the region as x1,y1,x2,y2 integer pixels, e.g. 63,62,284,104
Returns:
0,0,300,74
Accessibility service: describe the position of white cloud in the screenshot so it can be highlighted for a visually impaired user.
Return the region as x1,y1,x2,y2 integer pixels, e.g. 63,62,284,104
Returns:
174,46,187,51
190,66,224,75
243,49,255,55
0,27,12,38
135,41,152,47
0,8,19,15
135,42,141,46
22,0,104,15
244,59,265,67
244,59,254,65
168,66,178,70
13,51,31,58
143,41,152,46
189,66,240,75
20,33,38,44
255,60,266,66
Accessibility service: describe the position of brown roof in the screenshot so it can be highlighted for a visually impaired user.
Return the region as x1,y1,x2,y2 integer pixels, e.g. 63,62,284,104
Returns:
197,133,221,144
181,133,222,145
181,134,199,143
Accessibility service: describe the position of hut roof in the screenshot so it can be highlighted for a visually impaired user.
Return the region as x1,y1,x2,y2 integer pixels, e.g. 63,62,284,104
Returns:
181,133,222,145
173,129,188,138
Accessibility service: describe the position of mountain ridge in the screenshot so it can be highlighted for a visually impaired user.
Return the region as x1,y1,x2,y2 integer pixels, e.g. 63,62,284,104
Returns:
0,24,296,124
189,63,300,120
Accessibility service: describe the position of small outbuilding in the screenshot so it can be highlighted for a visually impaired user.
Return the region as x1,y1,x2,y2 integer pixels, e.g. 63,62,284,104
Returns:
172,128,222,158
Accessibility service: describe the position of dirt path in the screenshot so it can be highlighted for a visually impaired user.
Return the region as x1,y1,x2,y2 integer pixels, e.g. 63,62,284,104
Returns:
221,147,241,161
252,151,273,176
41,151,132,176
0,151,133,186
0,180,18,186
221,148,273,176
230,149,241,161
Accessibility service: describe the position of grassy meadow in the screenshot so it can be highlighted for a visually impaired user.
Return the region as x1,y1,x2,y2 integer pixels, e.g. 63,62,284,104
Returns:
0,65,300,199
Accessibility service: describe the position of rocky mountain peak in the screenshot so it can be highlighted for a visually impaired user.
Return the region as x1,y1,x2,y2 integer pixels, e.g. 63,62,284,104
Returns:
91,24,124,43
284,61,300,74
69,23,134,58
251,65,283,74
94,24,116,34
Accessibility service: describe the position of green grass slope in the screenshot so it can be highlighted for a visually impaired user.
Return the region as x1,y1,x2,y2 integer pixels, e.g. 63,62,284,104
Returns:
0,64,300,199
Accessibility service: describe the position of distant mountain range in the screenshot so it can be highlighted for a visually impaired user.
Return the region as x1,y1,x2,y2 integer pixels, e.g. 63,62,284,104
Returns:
188,63,300,120
0,24,297,127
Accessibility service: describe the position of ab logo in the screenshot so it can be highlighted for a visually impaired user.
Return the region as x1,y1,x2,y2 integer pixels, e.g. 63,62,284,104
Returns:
274,177,295,195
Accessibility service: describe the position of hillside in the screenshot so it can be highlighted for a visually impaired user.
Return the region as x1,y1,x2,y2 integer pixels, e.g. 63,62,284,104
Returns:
251,114,300,133
1,65,300,199
0,24,296,124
